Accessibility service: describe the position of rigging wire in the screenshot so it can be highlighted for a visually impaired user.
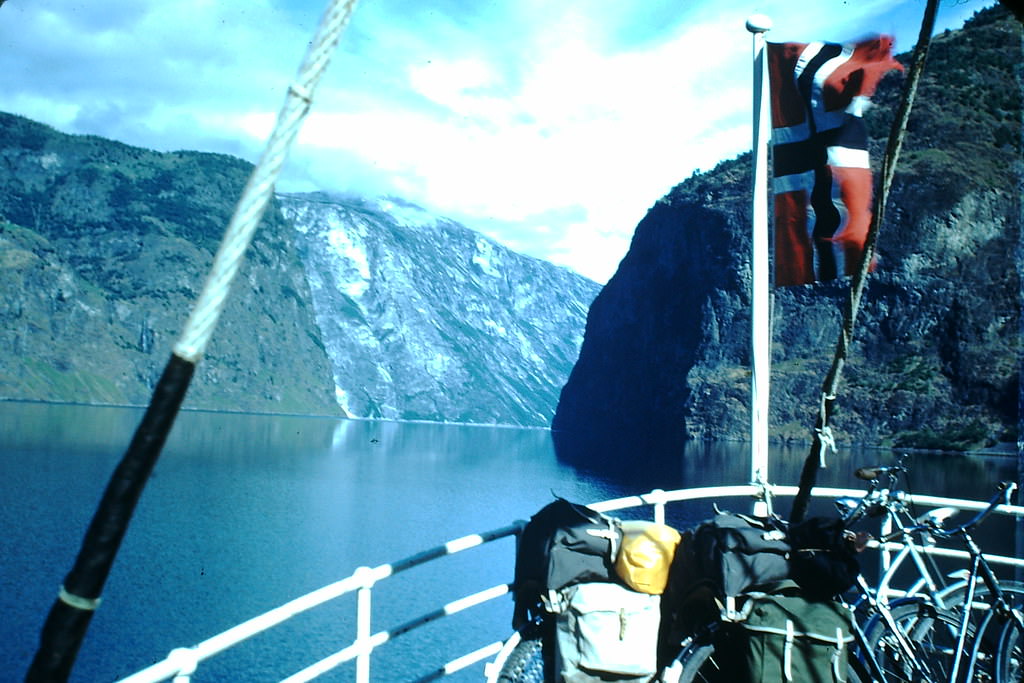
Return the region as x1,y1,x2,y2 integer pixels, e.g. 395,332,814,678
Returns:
25,1,358,679
789,0,940,524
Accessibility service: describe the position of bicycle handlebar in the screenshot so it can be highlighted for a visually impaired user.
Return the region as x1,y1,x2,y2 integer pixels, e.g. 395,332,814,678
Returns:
840,477,883,525
842,460,908,525
841,469,905,525
916,481,1016,539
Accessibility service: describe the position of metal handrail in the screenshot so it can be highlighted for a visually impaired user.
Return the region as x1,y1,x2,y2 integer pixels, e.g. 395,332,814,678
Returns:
117,485,1024,682
118,523,523,683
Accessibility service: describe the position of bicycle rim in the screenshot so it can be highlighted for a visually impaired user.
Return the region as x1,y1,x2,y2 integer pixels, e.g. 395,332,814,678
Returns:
996,616,1023,683
671,643,718,683
864,599,988,682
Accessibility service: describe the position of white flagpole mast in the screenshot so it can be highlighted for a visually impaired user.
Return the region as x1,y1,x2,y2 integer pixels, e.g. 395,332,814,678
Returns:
746,14,772,517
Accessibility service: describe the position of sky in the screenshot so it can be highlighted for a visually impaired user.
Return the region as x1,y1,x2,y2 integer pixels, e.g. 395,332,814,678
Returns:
0,0,998,283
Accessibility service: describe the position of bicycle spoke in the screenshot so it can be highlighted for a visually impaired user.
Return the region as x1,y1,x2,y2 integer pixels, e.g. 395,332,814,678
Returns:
863,600,986,682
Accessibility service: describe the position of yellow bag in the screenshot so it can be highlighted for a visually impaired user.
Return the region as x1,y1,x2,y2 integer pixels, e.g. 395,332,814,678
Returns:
614,520,682,594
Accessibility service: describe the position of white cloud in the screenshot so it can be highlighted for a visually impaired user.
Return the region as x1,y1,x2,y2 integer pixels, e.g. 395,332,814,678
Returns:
284,7,761,282
407,58,504,112
547,222,636,283
0,0,999,284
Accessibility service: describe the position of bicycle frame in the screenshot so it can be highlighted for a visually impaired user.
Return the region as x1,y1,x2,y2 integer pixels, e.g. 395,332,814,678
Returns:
873,501,959,607
935,492,1024,683
879,481,1021,683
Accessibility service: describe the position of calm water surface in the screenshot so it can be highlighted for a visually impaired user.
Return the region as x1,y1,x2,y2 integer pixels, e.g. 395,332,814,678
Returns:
1,402,1019,681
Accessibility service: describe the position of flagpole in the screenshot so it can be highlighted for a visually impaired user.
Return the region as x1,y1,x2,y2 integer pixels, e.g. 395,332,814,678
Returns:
747,14,772,517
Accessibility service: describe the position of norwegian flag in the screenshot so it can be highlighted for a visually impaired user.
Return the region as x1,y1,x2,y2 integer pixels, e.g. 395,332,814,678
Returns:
767,37,902,286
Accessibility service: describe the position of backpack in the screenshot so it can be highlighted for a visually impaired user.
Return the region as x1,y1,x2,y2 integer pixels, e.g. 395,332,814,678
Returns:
656,512,791,667
512,498,622,630
718,581,854,683
690,511,791,609
656,513,859,672
554,582,661,683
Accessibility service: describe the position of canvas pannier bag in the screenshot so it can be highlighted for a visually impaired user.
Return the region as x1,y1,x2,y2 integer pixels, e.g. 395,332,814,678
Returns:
690,511,790,605
513,498,622,629
727,582,854,683
614,520,682,595
555,582,661,683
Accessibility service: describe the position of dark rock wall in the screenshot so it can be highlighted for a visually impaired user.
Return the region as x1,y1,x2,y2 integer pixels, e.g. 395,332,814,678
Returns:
553,7,1021,461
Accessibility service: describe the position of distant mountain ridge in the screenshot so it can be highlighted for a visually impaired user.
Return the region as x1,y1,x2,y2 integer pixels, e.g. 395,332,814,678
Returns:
0,116,598,424
279,192,599,425
553,5,1021,457
1,5,1017,443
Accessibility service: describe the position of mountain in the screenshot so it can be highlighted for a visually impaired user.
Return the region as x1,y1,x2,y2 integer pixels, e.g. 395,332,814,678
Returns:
553,5,1021,460
2,6,1017,439
0,115,599,424
0,116,338,415
278,192,599,426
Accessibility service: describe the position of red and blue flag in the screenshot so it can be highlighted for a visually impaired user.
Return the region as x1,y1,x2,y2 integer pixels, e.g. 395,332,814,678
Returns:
767,37,902,286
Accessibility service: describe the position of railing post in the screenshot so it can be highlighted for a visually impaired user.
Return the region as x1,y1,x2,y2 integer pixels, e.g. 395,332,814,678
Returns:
648,489,667,525
354,566,374,683
168,647,198,683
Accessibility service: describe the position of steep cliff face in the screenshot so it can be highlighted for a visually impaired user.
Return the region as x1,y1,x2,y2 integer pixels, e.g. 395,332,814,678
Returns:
552,193,747,462
279,193,600,426
0,113,600,424
553,6,1021,458
0,113,339,414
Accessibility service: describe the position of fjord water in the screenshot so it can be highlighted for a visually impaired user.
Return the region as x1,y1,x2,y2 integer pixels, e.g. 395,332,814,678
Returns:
1,402,1018,681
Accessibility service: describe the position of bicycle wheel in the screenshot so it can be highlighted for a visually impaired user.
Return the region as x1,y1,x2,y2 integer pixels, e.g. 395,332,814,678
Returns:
939,579,1024,618
665,639,864,683
661,643,719,683
863,599,985,682
994,614,1023,683
495,634,546,683
941,577,1024,682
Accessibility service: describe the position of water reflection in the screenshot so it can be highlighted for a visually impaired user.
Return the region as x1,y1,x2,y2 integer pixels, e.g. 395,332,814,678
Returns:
1,401,1018,682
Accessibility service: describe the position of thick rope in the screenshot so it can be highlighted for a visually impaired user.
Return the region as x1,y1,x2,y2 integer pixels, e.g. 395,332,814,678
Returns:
27,2,358,681
174,0,358,363
789,0,939,524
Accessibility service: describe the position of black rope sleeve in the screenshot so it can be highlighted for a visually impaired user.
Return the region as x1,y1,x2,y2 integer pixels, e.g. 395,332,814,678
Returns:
26,353,195,682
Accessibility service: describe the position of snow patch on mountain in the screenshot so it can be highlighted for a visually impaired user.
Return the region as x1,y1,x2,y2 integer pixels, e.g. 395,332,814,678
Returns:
278,192,602,426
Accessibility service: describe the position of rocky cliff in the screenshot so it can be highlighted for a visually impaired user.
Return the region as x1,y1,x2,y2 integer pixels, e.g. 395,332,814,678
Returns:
0,113,599,423
553,6,1021,460
278,192,600,425
0,115,339,414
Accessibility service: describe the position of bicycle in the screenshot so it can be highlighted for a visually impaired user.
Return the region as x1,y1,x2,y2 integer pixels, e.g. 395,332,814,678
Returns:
664,468,1021,683
831,463,979,682
857,480,1022,682
836,462,957,605
837,462,1024,618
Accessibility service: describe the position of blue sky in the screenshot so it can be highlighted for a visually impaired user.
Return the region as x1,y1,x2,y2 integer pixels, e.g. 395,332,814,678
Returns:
0,0,996,283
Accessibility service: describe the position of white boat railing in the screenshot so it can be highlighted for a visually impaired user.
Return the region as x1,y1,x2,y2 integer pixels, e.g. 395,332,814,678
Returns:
117,484,1024,683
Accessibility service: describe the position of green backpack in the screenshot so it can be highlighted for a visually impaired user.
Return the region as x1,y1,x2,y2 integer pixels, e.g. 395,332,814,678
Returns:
721,582,854,683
